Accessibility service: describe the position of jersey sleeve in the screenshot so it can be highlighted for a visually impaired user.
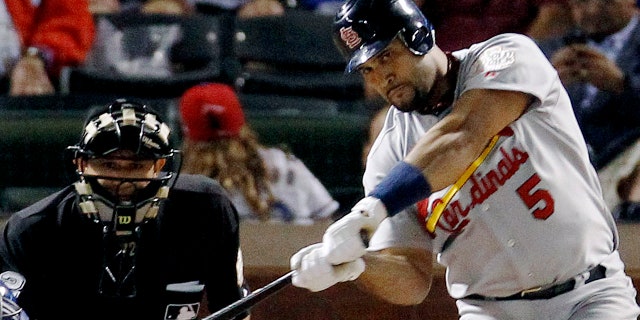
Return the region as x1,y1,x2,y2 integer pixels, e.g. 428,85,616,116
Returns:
456,33,560,106
363,109,433,252
363,109,438,194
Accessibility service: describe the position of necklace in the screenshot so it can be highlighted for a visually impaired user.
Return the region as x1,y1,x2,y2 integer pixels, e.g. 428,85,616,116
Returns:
430,52,459,115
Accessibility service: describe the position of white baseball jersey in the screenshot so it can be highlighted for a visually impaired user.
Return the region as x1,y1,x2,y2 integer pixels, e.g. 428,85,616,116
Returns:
365,34,624,299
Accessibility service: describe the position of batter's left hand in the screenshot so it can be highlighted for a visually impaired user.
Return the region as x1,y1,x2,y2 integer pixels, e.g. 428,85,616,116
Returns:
323,196,388,265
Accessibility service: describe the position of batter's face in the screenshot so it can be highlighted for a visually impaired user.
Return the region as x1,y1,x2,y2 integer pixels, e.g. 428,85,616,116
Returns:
356,38,440,114
78,150,166,200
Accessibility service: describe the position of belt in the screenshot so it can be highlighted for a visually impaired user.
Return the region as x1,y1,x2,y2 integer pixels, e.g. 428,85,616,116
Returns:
465,265,606,301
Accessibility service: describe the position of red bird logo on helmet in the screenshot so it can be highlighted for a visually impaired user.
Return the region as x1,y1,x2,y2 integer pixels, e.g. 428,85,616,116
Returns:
339,26,362,49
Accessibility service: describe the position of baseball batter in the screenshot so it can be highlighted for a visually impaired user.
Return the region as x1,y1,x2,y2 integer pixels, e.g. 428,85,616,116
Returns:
289,0,640,318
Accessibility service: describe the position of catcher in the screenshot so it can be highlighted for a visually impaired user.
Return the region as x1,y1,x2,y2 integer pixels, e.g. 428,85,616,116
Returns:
0,100,247,320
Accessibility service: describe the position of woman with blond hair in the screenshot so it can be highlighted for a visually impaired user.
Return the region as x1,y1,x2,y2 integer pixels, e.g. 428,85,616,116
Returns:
179,82,339,224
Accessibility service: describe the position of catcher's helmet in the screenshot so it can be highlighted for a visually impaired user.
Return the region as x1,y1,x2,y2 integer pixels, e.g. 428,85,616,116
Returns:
333,0,435,73
68,99,179,221
74,99,173,160
0,271,28,320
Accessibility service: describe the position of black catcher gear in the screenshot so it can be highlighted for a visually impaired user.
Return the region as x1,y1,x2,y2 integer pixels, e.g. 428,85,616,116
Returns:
67,99,180,299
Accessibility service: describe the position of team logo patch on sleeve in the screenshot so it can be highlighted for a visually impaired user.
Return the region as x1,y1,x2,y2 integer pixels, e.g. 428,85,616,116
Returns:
478,46,515,73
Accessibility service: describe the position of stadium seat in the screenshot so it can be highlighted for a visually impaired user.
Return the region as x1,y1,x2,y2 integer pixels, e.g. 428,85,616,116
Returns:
60,12,237,99
233,10,365,101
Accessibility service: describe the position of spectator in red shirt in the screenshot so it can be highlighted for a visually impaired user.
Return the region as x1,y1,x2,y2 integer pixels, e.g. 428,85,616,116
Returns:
2,0,95,96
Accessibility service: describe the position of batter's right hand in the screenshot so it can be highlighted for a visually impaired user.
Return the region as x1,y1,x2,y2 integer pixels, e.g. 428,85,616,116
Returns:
290,243,365,292
323,197,387,265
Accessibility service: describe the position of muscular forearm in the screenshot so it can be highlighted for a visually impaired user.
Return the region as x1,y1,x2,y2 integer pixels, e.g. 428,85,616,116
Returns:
357,247,433,305
368,90,530,218
404,114,485,191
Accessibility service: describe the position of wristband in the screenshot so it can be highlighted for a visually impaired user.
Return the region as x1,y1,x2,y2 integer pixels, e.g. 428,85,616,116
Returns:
368,161,432,217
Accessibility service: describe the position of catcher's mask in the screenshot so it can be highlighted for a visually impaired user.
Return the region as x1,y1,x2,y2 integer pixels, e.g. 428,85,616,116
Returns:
0,271,28,320
67,99,181,298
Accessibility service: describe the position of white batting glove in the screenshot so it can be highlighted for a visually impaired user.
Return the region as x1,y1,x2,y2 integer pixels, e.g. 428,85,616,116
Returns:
323,196,387,265
290,243,365,292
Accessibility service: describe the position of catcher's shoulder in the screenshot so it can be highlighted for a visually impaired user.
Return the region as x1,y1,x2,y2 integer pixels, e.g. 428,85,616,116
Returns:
173,173,226,195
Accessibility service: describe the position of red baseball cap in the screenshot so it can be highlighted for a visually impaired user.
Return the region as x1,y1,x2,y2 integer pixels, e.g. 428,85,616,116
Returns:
179,83,246,141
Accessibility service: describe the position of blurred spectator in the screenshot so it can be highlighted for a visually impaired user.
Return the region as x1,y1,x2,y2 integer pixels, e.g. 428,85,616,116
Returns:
612,160,640,221
141,0,195,14
89,0,124,13
193,0,285,17
0,0,95,96
179,83,339,224
236,0,284,18
288,0,573,35
84,0,195,79
90,0,284,22
296,0,341,15
417,0,574,52
89,0,194,13
538,0,640,210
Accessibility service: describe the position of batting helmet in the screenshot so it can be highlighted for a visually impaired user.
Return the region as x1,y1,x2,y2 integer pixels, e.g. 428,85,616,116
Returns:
333,0,435,73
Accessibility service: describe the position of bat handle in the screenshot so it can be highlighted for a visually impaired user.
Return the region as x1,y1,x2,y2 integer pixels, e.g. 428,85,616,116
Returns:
203,271,295,320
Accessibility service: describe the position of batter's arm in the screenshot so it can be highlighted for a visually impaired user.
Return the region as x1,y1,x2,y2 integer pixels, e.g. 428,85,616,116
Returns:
406,89,531,191
357,247,433,305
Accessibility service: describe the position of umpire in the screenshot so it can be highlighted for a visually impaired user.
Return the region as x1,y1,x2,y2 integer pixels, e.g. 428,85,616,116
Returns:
0,100,247,320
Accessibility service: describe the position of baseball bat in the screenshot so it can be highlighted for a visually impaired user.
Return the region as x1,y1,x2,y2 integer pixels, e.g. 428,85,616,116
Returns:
203,270,295,320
